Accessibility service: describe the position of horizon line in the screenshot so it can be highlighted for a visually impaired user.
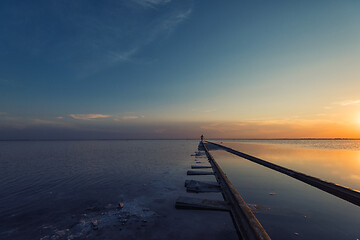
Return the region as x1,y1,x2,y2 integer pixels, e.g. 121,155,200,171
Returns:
1,137,360,141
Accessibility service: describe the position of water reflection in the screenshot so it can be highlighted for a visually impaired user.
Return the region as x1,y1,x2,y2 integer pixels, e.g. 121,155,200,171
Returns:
0,140,237,240
210,147,360,240
217,141,360,191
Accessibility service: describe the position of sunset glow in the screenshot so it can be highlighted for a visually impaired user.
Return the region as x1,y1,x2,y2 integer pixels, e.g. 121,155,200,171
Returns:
1,1,360,139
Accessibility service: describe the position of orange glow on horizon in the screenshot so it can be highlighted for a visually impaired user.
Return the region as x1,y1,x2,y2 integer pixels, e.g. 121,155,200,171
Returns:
200,119,360,139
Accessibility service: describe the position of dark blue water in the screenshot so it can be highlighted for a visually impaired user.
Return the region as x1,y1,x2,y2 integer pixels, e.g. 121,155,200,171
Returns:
0,140,236,240
2,139,360,240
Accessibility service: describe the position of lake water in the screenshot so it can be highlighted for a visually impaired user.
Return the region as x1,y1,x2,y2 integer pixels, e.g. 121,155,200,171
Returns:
0,140,236,240
1,139,360,239
208,140,360,240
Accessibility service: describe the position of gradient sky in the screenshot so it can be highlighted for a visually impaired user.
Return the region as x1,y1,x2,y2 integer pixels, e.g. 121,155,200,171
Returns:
1,0,360,139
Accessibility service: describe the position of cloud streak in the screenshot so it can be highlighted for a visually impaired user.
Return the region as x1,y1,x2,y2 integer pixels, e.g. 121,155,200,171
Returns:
70,114,112,120
122,115,140,120
108,48,139,63
161,8,192,32
114,115,145,121
336,99,360,106
107,7,192,64
132,0,172,9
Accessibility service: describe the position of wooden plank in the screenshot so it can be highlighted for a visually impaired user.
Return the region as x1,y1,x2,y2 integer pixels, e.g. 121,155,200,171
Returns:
185,180,220,187
202,141,271,240
191,165,212,169
185,180,221,193
175,196,230,211
207,141,360,208
185,180,219,187
187,170,214,175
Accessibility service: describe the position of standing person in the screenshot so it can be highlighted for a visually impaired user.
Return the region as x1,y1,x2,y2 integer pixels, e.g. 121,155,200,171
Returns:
201,135,204,141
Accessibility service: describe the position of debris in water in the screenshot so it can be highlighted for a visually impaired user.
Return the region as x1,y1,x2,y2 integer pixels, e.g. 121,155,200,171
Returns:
247,203,270,212
269,192,276,195
92,220,98,230
118,202,124,209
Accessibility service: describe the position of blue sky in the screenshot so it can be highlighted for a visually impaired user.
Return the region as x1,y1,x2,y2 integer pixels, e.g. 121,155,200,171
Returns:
1,0,360,139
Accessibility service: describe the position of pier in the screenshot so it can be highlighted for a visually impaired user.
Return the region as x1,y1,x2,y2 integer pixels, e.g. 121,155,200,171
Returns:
176,139,360,239
176,141,271,240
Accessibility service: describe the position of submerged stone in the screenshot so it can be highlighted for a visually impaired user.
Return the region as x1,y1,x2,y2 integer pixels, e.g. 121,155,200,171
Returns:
92,220,98,230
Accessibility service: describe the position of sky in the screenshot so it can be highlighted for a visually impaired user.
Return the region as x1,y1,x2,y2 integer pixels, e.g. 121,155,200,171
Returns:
1,0,360,139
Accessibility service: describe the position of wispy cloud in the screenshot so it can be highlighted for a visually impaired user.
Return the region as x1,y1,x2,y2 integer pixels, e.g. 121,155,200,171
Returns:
160,8,192,33
122,116,139,120
121,115,145,120
70,114,112,120
107,8,192,64
108,48,138,63
132,0,172,9
335,99,360,106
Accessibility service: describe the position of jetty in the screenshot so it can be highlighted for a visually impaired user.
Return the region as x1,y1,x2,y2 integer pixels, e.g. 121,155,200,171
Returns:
176,139,360,240
176,140,271,240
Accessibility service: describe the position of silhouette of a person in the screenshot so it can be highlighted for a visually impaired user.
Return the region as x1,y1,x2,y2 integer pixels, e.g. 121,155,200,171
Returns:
201,135,204,141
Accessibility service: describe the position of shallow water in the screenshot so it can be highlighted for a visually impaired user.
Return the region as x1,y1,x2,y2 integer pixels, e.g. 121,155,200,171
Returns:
0,140,236,240
2,139,360,240
216,140,360,190
208,140,360,239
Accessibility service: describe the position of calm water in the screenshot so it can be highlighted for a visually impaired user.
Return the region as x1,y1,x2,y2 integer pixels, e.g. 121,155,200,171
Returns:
208,140,360,240
1,139,360,240
0,140,236,240
217,139,360,190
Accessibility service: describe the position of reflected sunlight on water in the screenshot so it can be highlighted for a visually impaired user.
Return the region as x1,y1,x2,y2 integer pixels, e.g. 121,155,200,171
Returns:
209,140,360,240
217,140,360,191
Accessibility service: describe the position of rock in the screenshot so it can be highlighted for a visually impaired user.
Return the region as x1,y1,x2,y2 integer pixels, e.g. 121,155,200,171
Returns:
120,219,128,224
118,202,124,209
92,220,98,230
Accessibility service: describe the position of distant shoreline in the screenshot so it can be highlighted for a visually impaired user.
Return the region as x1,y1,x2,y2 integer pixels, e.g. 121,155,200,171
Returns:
1,138,360,141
